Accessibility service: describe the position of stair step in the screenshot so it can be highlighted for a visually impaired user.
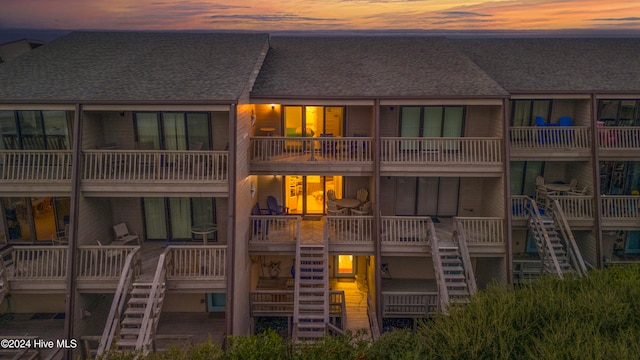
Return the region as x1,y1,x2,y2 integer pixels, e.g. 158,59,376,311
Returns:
121,317,143,325
443,273,466,280
116,340,139,348
443,266,464,273
119,328,141,335
448,289,470,296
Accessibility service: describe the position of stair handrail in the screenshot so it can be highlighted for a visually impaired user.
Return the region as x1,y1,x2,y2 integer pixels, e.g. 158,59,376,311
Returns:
525,197,564,278
292,219,303,335
428,218,450,313
322,218,330,329
452,219,478,295
549,198,588,276
97,247,140,356
136,248,169,354
367,292,381,340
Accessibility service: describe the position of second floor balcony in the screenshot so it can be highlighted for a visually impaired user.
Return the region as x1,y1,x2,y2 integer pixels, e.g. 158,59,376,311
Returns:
0,150,72,194
598,127,640,159
380,137,503,176
510,126,591,159
250,137,373,175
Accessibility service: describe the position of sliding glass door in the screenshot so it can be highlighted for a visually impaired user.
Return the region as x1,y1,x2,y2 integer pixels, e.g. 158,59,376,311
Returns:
395,177,459,217
400,106,464,151
0,110,71,150
135,112,211,150
143,197,217,241
285,175,342,215
283,106,344,138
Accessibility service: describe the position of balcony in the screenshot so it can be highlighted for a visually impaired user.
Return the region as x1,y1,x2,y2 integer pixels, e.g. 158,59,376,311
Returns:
326,216,374,255
380,216,432,255
249,215,300,253
3,246,69,292
598,127,640,159
81,150,228,196
250,137,373,175
381,291,439,319
454,217,505,254
601,195,640,230
511,195,595,229
510,126,591,159
0,150,72,195
380,137,503,176
165,245,227,290
76,246,140,292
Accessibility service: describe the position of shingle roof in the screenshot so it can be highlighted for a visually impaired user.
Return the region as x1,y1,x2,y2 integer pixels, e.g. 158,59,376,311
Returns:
0,31,269,102
454,38,640,93
251,36,508,98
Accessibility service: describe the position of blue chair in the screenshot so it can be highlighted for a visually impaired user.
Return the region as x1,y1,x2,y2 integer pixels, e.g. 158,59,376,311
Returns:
535,116,546,126
535,116,547,144
267,196,288,215
251,202,270,236
558,116,572,126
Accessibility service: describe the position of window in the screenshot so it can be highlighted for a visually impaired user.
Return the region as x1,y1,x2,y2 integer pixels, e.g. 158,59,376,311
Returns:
0,110,71,150
597,100,640,126
142,197,217,241
510,100,551,126
510,161,544,196
134,112,211,150
400,106,464,137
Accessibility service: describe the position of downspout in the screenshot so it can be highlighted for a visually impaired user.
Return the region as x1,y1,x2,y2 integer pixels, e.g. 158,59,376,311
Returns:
64,103,82,359
590,94,603,268
503,98,513,285
373,99,382,327
226,104,237,340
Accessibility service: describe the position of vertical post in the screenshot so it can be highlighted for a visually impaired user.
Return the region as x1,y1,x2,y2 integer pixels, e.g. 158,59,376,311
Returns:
503,97,514,285
373,98,382,329
591,93,603,268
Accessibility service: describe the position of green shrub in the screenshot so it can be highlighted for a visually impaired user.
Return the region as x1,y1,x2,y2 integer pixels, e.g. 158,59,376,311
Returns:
225,328,289,360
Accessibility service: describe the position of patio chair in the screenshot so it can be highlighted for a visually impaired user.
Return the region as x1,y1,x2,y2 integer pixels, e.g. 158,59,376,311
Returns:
568,179,578,191
535,186,557,208
112,222,140,245
266,196,288,215
356,188,369,205
327,201,348,216
535,176,544,187
327,189,336,201
568,185,589,196
52,224,69,245
251,202,270,236
351,201,372,216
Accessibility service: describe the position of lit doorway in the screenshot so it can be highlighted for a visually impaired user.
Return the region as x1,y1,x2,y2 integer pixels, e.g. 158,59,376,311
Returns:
285,175,342,215
283,106,344,138
335,255,356,278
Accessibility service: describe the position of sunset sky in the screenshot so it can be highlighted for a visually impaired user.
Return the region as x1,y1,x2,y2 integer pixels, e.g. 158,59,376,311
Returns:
1,0,640,32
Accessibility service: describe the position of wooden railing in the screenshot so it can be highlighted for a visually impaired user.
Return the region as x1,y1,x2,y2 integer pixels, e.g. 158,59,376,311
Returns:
428,220,450,313
77,246,140,279
326,216,373,245
249,290,345,318
549,198,588,277
452,220,478,295
249,215,300,244
97,248,140,357
511,196,531,221
453,217,504,245
166,245,226,279
83,150,228,182
525,198,564,278
250,137,373,163
381,137,502,164
548,195,595,220
328,290,347,334
367,293,381,340
380,216,431,245
0,150,72,182
601,196,640,221
8,246,68,279
510,126,591,149
137,250,168,354
598,127,640,149
381,291,439,318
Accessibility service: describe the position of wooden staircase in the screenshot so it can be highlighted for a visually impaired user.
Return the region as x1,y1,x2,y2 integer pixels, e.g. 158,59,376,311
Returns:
115,282,166,352
439,246,472,304
293,242,329,342
528,215,573,276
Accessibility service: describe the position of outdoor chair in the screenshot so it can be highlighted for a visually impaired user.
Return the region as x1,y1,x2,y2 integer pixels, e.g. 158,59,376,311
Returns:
112,222,140,245
356,188,369,205
351,201,372,216
251,202,270,237
266,196,288,215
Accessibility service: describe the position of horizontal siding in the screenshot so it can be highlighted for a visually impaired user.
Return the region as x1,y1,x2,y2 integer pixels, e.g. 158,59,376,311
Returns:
78,196,113,246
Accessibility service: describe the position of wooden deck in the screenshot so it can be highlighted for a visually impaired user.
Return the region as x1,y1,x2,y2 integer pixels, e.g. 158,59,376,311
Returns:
330,278,370,337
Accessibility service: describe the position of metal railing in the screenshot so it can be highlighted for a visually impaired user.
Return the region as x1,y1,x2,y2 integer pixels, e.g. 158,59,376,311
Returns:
598,127,640,149
380,216,431,246
249,215,300,244
250,136,373,163
83,150,228,182
510,126,591,149
166,245,226,279
453,217,504,245
76,246,140,279
0,150,72,182
326,216,373,245
381,137,502,164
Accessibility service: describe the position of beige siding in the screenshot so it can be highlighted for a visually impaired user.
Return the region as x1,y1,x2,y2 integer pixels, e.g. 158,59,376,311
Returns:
379,176,396,216
257,175,284,209
215,197,228,244
82,112,105,150
211,111,230,150
458,178,483,216
254,104,282,136
379,106,398,137
346,106,373,136
78,196,114,246
474,257,507,288
163,293,208,312
381,256,434,279
575,230,598,268
10,294,65,312
551,99,591,126
565,160,594,190
110,198,144,242
74,293,112,338
482,177,505,218
344,176,372,201
466,105,502,137
543,162,568,184
101,112,136,149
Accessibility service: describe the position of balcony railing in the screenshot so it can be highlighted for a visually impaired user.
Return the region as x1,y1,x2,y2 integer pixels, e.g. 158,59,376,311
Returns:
510,126,591,149
83,150,228,182
380,216,431,246
381,291,439,318
453,217,504,245
250,290,345,318
249,216,300,244
8,246,68,280
326,216,373,245
0,150,72,182
76,246,140,279
511,196,530,221
598,127,640,149
549,195,595,221
166,245,226,280
381,137,502,164
250,137,373,163
601,196,640,222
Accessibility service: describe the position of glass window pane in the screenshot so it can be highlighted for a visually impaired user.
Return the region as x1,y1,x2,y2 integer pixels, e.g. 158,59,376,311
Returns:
511,100,531,126
523,161,543,197
187,113,210,150
144,198,167,240
532,101,551,124
135,113,160,149
305,106,323,138
423,107,443,137
18,110,45,149
400,107,421,137
443,107,464,137
284,106,303,137
510,162,525,195
395,177,417,215
598,100,619,122
325,107,343,136
192,198,217,241
0,111,18,150
169,198,192,240
163,113,187,150
43,111,70,149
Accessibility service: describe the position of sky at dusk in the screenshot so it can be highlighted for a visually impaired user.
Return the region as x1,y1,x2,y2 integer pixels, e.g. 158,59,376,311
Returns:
2,0,640,33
